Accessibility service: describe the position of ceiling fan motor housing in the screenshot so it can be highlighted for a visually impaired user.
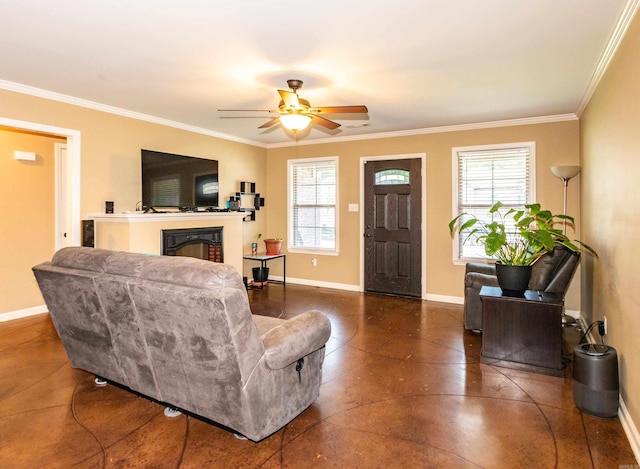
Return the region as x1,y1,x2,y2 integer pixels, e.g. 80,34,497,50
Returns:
287,79,304,91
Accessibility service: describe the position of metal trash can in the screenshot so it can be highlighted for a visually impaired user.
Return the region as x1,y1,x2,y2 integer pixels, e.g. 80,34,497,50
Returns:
573,344,619,418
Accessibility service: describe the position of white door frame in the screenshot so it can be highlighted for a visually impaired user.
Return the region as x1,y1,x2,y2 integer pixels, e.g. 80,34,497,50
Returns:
359,153,427,299
0,117,81,247
54,143,67,250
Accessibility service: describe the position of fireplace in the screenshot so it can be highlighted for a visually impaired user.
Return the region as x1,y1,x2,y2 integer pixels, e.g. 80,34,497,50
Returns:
162,226,223,262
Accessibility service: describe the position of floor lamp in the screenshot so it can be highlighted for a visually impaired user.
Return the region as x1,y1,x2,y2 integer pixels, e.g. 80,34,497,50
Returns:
550,165,581,325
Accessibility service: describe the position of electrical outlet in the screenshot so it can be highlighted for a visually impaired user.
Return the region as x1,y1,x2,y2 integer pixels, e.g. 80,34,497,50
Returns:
311,258,317,267
603,316,608,335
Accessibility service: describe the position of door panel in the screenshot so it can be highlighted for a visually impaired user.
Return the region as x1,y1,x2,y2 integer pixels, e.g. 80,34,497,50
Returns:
364,158,421,297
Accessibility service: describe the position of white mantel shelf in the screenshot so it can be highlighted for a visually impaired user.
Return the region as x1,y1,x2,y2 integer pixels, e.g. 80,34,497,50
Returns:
87,211,246,274
88,212,247,222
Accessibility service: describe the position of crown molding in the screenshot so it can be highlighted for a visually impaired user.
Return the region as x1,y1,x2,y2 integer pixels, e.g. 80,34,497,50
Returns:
1,79,577,150
265,114,579,149
576,0,640,117
0,79,267,148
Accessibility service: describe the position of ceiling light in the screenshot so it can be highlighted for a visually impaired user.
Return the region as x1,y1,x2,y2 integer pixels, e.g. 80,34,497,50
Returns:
280,113,311,132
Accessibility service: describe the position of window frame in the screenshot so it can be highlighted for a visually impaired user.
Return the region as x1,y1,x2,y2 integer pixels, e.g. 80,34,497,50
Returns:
451,142,536,264
287,156,339,255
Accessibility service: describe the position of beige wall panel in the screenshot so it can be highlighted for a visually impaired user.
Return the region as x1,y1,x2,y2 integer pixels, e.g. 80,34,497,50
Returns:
580,11,640,442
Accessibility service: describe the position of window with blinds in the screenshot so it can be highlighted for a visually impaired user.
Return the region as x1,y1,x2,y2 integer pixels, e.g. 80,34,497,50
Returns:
452,143,535,260
288,157,338,252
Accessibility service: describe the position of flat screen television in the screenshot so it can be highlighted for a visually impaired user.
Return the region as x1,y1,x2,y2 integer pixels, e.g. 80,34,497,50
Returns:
141,149,219,210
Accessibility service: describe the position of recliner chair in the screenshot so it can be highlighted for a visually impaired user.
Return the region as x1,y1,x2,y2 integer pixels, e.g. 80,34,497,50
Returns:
463,245,580,332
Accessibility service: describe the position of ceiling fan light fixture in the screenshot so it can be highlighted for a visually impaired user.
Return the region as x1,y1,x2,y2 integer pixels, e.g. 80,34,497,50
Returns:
280,113,312,132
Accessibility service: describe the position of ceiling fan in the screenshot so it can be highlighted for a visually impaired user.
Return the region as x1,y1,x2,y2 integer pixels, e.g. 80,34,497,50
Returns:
219,79,368,132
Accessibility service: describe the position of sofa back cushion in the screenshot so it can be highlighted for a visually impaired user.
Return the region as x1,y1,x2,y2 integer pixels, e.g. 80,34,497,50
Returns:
529,245,580,293
34,247,264,410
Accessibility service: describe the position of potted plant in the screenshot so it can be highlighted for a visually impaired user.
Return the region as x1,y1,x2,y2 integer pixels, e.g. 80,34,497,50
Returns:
264,237,283,255
449,202,597,293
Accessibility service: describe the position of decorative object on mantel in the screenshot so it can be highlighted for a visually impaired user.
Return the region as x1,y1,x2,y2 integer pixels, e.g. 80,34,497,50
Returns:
264,238,283,255
235,181,264,222
449,201,597,295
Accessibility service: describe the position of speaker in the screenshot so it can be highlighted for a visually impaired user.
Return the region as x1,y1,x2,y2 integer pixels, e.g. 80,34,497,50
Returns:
573,344,619,418
81,220,95,248
105,201,114,214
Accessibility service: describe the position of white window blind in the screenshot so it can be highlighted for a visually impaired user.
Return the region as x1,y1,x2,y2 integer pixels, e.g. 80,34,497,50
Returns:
453,144,534,260
289,158,337,252
152,176,180,206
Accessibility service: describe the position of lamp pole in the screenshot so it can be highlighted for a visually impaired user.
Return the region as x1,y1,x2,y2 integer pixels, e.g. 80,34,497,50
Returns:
561,176,569,234
550,165,581,326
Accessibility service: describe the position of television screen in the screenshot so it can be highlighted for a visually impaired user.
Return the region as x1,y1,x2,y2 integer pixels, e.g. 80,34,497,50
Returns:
141,149,219,209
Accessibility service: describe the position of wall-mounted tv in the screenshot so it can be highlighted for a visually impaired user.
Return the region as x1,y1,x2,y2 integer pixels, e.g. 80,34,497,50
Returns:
141,149,219,210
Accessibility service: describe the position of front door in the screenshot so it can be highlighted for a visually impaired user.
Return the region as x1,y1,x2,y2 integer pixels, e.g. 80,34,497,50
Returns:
364,158,422,297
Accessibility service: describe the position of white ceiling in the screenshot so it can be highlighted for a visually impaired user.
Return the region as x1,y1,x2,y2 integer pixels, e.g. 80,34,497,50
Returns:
0,1,633,147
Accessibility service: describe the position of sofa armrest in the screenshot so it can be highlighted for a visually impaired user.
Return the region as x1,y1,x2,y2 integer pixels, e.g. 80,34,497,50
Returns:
465,272,500,289
465,262,496,276
261,310,332,370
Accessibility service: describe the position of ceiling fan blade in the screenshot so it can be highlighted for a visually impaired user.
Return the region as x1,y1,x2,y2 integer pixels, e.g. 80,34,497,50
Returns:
218,109,278,112
309,105,368,114
310,114,341,130
278,89,300,109
258,117,282,129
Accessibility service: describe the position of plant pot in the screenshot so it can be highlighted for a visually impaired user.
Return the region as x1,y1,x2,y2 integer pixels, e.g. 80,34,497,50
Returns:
252,267,269,282
264,239,282,255
495,262,532,296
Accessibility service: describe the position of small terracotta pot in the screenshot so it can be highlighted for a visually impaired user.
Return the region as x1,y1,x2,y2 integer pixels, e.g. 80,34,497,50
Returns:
264,239,282,255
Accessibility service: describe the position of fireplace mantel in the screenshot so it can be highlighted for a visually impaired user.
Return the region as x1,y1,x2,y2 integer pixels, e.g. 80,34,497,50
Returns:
87,212,246,273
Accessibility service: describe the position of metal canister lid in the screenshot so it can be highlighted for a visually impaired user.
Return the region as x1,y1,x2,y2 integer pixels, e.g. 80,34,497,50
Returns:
580,343,609,356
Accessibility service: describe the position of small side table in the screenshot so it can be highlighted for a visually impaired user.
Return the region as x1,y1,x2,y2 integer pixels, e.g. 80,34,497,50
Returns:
243,253,286,287
480,286,564,376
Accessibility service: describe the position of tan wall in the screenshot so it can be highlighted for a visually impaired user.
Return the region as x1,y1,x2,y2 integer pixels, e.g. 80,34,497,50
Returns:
0,89,267,316
0,128,64,313
266,121,582,308
580,11,640,441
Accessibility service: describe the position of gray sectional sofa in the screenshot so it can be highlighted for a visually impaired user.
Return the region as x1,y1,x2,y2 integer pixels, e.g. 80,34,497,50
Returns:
33,247,331,442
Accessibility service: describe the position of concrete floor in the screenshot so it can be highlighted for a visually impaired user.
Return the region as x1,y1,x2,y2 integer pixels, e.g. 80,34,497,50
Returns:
0,283,636,468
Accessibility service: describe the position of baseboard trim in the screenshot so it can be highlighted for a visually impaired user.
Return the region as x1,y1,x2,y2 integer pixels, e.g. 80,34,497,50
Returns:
0,305,48,322
425,293,464,304
619,398,640,464
275,276,361,292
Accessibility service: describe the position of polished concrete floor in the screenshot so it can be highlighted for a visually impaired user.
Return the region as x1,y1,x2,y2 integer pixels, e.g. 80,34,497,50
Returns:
0,284,636,468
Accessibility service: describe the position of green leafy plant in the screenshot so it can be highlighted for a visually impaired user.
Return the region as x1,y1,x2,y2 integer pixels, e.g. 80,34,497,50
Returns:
449,202,597,266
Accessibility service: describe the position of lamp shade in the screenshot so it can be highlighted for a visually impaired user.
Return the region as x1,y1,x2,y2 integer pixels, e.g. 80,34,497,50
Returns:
551,165,581,179
280,113,311,132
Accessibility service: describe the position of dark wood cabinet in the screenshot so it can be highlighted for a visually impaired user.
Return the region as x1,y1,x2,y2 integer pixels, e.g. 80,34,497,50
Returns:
480,286,564,376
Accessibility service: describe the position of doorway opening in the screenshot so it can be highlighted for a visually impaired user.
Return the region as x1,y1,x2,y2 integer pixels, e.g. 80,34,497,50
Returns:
0,117,80,247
